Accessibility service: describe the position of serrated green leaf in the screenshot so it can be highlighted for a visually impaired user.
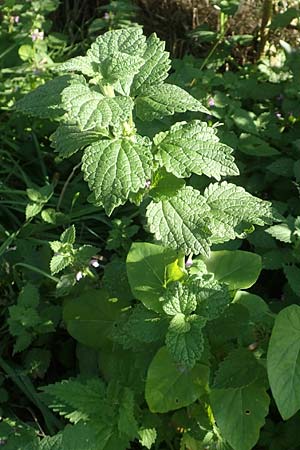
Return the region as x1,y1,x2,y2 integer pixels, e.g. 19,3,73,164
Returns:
191,277,231,320
210,383,270,450
15,75,76,118
87,27,147,67
50,254,74,275
155,120,239,180
82,136,152,215
41,377,106,423
136,84,209,121
204,182,274,244
138,428,157,449
267,157,295,177
266,223,292,243
149,170,185,200
162,282,197,316
40,434,63,450
117,388,138,439
62,82,134,131
25,203,43,220
283,264,300,296
202,250,262,290
61,225,76,244
166,314,206,368
213,348,265,389
146,186,212,256
102,51,144,82
267,305,300,419
145,347,209,413
126,242,179,313
56,56,96,77
51,124,102,158
131,33,171,96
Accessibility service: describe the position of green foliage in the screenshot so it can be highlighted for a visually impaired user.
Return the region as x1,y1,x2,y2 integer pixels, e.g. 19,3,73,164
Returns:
3,13,300,450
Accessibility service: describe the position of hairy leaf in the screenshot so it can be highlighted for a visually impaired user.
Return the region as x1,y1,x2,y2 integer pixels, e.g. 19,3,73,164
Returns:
51,124,102,158
146,186,211,256
155,120,239,180
162,282,197,316
131,33,171,95
87,27,147,66
15,75,76,118
136,84,209,121
62,82,133,131
166,314,206,368
204,181,274,243
82,136,152,215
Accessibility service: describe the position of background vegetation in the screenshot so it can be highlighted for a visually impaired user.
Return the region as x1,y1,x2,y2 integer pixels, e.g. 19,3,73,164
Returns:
0,1,300,449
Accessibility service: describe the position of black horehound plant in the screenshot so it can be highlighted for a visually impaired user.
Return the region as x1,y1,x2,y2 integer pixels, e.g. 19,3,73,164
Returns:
16,27,290,450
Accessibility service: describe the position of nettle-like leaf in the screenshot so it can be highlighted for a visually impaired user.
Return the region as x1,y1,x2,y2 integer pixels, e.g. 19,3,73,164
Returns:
16,75,78,118
61,81,134,132
131,33,171,96
136,84,209,121
87,27,147,68
51,124,102,159
154,121,239,180
204,181,275,244
82,136,153,215
162,282,197,316
41,378,106,423
146,186,212,256
191,277,231,320
166,313,206,368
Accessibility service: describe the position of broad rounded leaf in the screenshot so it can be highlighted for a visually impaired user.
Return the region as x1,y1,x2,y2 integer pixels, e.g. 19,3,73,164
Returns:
126,242,180,313
202,250,262,290
63,289,128,348
211,384,270,450
145,347,209,413
267,305,300,419
82,136,153,215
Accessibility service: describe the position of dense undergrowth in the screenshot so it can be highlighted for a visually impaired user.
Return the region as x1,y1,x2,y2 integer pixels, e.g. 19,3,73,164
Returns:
0,1,300,449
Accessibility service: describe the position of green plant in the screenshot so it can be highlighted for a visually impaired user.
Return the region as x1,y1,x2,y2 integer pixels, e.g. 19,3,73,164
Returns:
11,26,294,450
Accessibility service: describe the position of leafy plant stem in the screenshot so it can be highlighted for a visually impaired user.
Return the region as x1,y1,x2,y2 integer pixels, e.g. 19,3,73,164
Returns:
13,263,60,282
56,162,82,211
0,356,61,434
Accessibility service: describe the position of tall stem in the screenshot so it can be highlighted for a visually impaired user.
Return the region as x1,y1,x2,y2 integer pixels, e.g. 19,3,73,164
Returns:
257,0,273,60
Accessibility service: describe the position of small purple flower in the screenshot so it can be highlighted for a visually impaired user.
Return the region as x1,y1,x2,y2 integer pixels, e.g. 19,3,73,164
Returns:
10,15,19,24
103,12,110,20
90,259,100,268
75,271,83,282
145,180,151,189
31,29,44,41
185,256,193,268
276,94,284,102
208,97,215,108
275,112,282,119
